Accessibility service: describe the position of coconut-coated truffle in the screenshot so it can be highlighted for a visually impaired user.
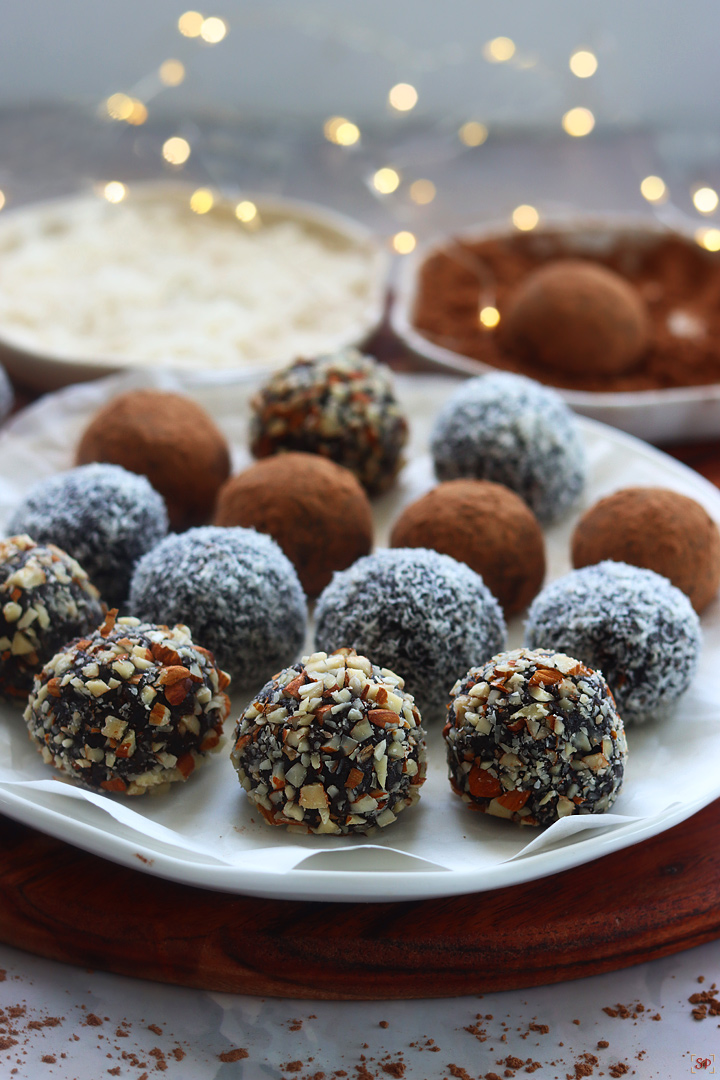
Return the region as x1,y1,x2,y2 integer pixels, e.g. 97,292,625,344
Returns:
214,452,373,597
0,535,105,699
525,561,702,723
76,389,231,530
572,486,720,614
24,612,230,795
249,347,409,494
501,259,650,376
444,647,627,826
390,479,545,616
231,648,427,834
6,463,168,607
314,548,506,719
430,372,586,524
128,526,307,689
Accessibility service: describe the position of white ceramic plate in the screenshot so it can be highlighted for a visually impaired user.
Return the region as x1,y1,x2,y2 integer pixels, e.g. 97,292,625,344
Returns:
391,215,720,445
0,369,719,902
0,185,389,392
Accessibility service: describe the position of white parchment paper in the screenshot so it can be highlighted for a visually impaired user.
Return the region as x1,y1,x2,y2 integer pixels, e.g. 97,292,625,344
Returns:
0,369,718,900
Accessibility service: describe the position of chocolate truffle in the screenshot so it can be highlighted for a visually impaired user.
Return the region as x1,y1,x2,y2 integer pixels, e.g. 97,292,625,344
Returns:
502,259,650,375
314,548,506,719
444,647,627,826
390,479,545,616
231,648,427,834
524,561,702,723
249,347,408,494
6,463,168,607
128,526,307,689
24,612,230,795
571,486,720,613
214,452,373,597
430,372,586,524
76,389,231,529
0,535,104,700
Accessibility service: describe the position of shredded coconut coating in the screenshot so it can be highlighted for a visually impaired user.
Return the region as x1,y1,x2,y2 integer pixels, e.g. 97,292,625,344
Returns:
128,526,308,688
231,648,427,834
6,463,168,607
24,613,230,795
444,647,627,826
314,548,506,719
430,372,586,524
250,348,408,494
0,535,104,699
525,561,702,723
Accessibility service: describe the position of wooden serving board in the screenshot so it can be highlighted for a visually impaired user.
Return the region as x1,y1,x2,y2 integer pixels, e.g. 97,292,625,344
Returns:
1,800,719,1000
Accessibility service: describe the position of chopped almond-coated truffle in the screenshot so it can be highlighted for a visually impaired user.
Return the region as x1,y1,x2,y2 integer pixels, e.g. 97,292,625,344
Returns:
571,486,720,613
390,479,545,616
214,452,373,597
76,389,231,530
502,259,650,376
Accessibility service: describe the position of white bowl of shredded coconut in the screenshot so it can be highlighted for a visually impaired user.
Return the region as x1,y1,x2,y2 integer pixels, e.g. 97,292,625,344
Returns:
0,184,389,390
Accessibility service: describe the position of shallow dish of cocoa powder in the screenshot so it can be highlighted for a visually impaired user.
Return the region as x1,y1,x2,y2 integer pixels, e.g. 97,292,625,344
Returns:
391,216,720,443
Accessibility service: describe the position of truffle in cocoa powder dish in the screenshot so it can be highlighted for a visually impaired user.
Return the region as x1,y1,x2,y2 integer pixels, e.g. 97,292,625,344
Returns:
0,534,105,700
249,347,408,494
430,372,586,524
76,388,231,530
314,547,506,720
571,486,720,614
24,611,230,795
444,647,627,826
525,561,702,724
231,648,427,834
389,478,545,616
214,452,373,597
6,463,168,607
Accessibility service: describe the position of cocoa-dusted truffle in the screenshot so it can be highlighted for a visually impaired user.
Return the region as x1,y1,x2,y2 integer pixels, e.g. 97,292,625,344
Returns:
390,479,545,616
231,648,427,834
214,452,372,597
249,347,408,494
0,535,105,699
6,463,168,607
314,548,506,719
501,259,650,375
572,486,720,614
24,612,230,795
129,526,307,689
76,389,231,530
430,372,586,524
525,561,702,723
444,647,627,826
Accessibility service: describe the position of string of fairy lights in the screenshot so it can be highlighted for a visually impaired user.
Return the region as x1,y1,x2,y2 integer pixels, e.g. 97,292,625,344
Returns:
0,13,719,258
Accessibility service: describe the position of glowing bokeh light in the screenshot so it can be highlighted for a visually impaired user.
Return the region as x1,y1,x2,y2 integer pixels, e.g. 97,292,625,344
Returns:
458,121,488,147
126,100,148,126
696,227,720,251
569,50,598,78
373,167,401,194
106,93,134,121
159,59,186,86
178,11,203,37
323,116,360,146
479,306,501,328
162,136,191,165
512,204,539,231
103,182,127,204
200,17,227,43
0,190,7,211
693,187,719,214
483,37,516,63
640,175,668,204
235,200,258,223
409,179,436,205
562,107,595,137
392,231,416,254
388,83,418,111
190,188,214,214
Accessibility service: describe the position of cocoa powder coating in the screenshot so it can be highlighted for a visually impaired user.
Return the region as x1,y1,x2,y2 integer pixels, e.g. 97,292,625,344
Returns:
214,452,373,597
76,389,231,530
501,259,650,375
390,480,545,615
572,486,720,613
